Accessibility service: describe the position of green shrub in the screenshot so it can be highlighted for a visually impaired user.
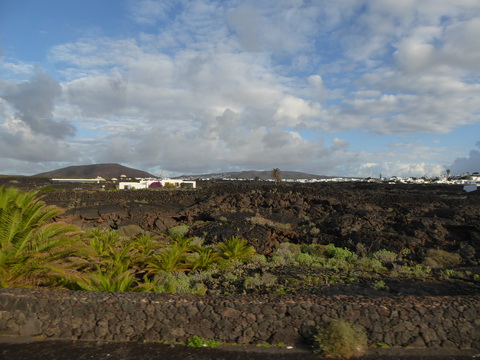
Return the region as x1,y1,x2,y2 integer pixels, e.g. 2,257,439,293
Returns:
167,224,190,237
186,335,220,348
372,249,397,265
412,264,432,278
247,254,268,268
244,273,277,290
118,224,144,238
325,244,357,261
301,244,326,257
295,252,323,267
372,280,388,291
313,319,368,359
153,272,206,294
423,249,462,269
271,243,301,266
356,257,385,272
256,341,271,348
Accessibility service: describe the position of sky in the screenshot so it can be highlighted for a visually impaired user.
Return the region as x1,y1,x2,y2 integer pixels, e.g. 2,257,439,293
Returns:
1,0,480,178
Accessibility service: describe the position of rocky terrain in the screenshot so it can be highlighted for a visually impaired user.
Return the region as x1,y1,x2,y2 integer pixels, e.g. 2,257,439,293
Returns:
36,181,479,259
1,179,480,358
1,178,479,296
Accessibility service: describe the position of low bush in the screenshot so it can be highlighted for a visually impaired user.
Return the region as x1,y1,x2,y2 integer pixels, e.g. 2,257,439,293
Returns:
186,335,220,348
313,319,367,359
117,224,144,238
372,249,397,265
325,244,358,262
167,224,190,237
423,249,462,269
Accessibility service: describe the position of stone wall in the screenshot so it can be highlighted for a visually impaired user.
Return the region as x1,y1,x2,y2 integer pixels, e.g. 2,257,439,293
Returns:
1,289,479,349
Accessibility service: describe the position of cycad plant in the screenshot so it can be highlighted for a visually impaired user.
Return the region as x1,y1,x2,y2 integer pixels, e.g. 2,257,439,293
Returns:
188,247,221,271
0,186,82,288
148,243,191,273
81,229,133,270
215,236,256,263
74,265,137,292
70,229,141,291
129,232,162,269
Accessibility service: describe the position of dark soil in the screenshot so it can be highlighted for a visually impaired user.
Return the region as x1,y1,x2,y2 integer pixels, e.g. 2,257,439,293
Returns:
0,338,478,360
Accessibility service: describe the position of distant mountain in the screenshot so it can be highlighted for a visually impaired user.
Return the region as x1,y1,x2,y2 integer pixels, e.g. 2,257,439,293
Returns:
178,170,335,181
35,163,156,179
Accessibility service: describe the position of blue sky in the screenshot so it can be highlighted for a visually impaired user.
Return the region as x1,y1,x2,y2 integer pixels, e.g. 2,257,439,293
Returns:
1,0,480,177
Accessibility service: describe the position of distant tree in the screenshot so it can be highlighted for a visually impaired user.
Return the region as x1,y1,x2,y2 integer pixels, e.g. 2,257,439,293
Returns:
271,168,282,184
446,169,451,178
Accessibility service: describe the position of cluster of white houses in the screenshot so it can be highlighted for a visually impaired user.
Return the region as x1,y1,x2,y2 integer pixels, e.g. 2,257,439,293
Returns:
118,178,196,189
50,172,479,190
187,174,480,185
51,177,196,189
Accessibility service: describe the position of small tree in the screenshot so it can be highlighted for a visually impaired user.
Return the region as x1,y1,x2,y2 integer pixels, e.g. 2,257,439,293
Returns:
271,168,282,184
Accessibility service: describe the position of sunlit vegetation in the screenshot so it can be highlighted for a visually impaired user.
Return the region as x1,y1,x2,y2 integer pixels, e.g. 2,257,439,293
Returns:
1,186,478,295
0,186,82,288
313,319,368,359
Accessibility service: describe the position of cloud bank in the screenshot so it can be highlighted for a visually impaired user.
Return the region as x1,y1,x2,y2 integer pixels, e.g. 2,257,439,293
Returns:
1,0,480,177
449,142,480,175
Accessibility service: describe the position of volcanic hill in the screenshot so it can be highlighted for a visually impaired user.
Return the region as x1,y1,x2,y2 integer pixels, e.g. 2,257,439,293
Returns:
35,163,156,179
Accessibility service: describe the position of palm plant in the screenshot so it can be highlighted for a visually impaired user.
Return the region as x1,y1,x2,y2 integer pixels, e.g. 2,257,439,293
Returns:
129,232,161,269
188,247,221,271
147,243,191,273
74,265,137,292
0,186,82,288
215,236,256,263
170,234,196,252
271,168,282,184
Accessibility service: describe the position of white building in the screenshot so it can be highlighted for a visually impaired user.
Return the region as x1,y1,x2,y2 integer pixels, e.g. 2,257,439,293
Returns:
51,177,105,184
118,178,196,190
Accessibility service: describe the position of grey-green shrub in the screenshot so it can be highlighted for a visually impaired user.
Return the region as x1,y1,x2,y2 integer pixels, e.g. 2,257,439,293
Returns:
372,249,397,265
423,249,462,269
167,224,190,237
313,319,368,359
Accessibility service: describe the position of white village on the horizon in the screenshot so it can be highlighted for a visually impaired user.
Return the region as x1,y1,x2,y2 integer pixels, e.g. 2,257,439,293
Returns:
50,170,480,192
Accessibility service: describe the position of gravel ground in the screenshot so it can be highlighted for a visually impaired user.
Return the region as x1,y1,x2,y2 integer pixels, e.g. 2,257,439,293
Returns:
0,337,478,360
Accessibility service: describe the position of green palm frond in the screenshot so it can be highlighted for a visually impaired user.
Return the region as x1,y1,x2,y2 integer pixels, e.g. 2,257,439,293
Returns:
147,244,190,273
188,247,221,271
75,266,136,292
215,236,256,262
170,234,197,252
0,186,82,288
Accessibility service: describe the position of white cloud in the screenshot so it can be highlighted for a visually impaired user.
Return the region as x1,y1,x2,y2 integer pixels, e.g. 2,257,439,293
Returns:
1,73,76,138
449,142,480,175
2,0,480,178
0,117,76,163
128,0,178,25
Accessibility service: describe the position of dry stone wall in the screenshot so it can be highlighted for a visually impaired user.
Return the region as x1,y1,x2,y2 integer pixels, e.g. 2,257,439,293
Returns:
1,289,479,349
